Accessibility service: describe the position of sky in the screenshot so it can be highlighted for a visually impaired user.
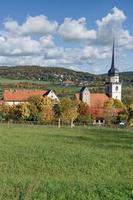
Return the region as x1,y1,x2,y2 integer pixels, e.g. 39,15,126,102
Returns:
0,0,133,73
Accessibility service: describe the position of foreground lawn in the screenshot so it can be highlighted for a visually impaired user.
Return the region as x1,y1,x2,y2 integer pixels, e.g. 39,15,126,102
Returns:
0,125,132,200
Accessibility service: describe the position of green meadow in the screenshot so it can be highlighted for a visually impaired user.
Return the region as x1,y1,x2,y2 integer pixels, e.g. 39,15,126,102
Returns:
0,124,132,200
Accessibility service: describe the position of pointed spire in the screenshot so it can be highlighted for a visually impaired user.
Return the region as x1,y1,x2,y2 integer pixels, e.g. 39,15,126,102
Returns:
111,40,115,70
108,39,119,76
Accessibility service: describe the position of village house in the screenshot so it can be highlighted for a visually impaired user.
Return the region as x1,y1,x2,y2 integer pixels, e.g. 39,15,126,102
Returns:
61,80,74,87
2,89,59,106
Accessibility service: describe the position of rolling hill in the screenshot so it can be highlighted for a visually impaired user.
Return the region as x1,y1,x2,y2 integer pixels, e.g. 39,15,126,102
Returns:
0,66,132,86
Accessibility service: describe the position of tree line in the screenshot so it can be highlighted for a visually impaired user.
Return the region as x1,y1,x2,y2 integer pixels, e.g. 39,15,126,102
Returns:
0,95,133,127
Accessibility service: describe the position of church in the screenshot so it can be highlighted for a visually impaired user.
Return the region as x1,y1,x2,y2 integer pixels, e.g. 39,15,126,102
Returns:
75,43,122,123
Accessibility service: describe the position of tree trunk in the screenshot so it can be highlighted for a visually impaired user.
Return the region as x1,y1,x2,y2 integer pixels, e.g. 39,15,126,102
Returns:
71,119,74,128
58,118,61,128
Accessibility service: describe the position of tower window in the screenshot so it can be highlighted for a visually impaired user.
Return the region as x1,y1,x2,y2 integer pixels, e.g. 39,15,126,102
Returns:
116,86,118,91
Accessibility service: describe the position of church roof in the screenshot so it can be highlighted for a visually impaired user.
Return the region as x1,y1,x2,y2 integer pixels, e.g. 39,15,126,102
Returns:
90,93,109,108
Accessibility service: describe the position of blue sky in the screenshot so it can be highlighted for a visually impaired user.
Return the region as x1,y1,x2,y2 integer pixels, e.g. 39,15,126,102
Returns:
0,0,133,73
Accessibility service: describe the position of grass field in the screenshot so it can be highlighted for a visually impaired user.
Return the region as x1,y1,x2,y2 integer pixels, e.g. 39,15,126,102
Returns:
0,125,132,200
0,77,52,84
0,77,81,97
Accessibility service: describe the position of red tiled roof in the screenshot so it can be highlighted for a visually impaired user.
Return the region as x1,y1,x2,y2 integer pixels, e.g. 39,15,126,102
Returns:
3,90,48,102
75,92,109,108
90,93,109,108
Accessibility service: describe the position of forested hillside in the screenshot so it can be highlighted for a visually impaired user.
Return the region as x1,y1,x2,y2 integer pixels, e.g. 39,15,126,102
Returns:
0,66,132,85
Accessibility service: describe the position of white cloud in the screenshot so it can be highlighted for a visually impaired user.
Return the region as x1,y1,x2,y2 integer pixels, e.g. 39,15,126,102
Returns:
58,17,97,41
40,35,55,48
0,35,40,56
58,7,133,49
4,20,19,32
82,46,111,60
4,15,58,35
96,7,133,48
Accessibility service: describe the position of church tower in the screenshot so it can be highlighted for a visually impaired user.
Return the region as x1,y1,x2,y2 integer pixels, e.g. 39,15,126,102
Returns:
105,42,122,101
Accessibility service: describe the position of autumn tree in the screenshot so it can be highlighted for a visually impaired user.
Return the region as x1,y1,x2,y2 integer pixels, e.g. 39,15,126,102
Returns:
77,102,92,125
113,99,128,124
128,104,133,127
53,104,61,127
28,95,51,112
15,103,30,121
60,97,78,127
0,104,10,121
104,99,128,125
103,99,115,125
41,107,54,124
28,95,54,124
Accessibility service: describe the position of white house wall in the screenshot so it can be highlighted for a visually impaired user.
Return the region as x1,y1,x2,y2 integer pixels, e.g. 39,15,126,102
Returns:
47,91,59,102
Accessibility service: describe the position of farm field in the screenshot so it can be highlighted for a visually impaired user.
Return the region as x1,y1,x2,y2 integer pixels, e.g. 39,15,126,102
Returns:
0,125,132,200
0,77,53,84
0,76,132,102
0,77,82,99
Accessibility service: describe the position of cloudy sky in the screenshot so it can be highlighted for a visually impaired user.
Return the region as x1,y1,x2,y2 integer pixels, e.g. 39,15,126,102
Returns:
0,0,133,73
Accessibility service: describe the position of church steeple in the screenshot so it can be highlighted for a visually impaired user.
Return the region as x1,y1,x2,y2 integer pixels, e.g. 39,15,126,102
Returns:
108,41,119,76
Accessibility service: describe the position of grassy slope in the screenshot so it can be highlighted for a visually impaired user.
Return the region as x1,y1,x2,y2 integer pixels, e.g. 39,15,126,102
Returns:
0,125,132,200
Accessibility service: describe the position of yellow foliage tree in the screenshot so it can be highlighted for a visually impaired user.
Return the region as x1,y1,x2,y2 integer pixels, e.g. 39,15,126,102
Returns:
60,97,78,127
